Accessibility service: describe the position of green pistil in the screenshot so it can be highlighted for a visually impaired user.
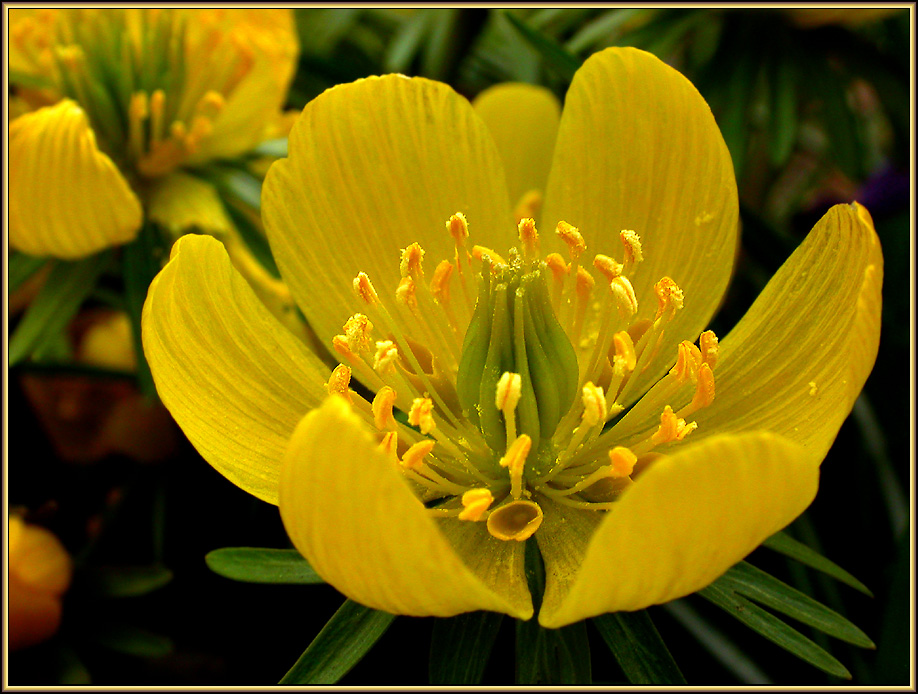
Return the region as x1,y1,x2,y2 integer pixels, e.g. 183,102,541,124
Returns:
456,254,579,463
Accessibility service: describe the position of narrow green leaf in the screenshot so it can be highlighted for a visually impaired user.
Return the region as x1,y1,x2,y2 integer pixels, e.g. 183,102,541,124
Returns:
208,166,262,211
384,10,431,73
719,562,874,648
430,611,504,684
503,12,581,84
86,564,173,598
9,252,49,295
280,600,395,684
205,547,324,585
592,610,685,684
565,9,643,54
809,56,864,180
516,540,591,685
767,49,799,167
92,623,174,658
9,69,53,90
699,582,852,679
122,223,164,398
9,252,111,366
763,531,873,596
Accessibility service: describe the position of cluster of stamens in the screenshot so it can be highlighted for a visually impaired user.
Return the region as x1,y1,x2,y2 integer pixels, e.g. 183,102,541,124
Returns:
327,212,719,542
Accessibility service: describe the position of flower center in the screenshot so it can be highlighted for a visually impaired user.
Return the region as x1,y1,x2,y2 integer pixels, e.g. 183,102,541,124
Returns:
329,213,720,542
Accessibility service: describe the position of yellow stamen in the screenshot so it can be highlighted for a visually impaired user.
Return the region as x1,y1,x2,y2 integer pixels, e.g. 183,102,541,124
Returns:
373,340,399,374
499,434,531,500
610,276,639,318
654,277,684,323
612,331,637,373
149,89,166,143
545,252,568,312
593,254,623,282
518,218,540,260
669,340,703,384
472,245,507,267
556,221,586,261
324,364,352,403
400,243,425,280
700,330,719,368
486,499,543,541
620,230,643,273
447,212,469,243
581,382,606,427
395,277,418,311
401,439,436,470
573,267,595,343
458,488,494,521
408,397,436,435
608,446,637,478
495,371,522,448
354,272,379,305
430,260,454,305
343,314,374,353
378,431,399,462
686,362,715,411
513,190,543,223
372,386,398,430
651,405,697,446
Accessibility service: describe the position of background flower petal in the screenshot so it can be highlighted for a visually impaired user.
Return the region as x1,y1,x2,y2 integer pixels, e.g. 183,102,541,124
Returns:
279,396,533,619
146,172,233,237
9,100,143,259
541,47,739,400
539,431,819,628
472,82,561,219
263,74,516,349
142,234,330,505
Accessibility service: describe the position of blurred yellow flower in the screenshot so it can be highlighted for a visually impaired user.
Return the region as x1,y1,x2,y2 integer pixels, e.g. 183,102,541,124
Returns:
7,515,73,650
8,8,298,259
143,48,882,627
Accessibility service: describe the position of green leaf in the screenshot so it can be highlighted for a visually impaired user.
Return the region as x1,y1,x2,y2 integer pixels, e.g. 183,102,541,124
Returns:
9,252,49,295
515,540,591,685
767,48,799,167
205,547,325,584
699,581,852,679
808,56,865,180
9,69,53,90
430,611,504,684
92,623,174,658
384,10,432,73
762,531,873,596
86,564,173,598
9,251,112,366
718,562,874,648
280,600,396,684
122,223,164,398
503,12,581,84
565,9,644,54
592,610,685,684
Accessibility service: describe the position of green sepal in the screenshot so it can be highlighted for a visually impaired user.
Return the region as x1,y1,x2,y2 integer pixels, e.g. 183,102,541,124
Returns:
205,547,324,584
280,600,396,684
699,580,852,679
429,611,504,684
83,564,173,599
90,623,174,658
592,610,686,685
9,251,112,366
763,531,873,596
503,12,582,84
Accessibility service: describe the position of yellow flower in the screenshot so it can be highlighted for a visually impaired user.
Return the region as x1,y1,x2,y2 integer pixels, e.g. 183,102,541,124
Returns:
7,515,73,650
8,8,298,259
142,48,882,627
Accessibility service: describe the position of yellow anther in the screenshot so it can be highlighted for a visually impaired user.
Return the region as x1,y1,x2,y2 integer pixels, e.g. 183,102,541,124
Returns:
608,446,637,478
556,221,586,261
500,434,531,500
593,254,623,282
472,245,507,266
430,260,454,304
458,488,494,521
545,253,569,286
651,405,697,445
373,340,399,374
378,431,399,462
372,386,398,430
196,90,225,119
400,243,425,280
513,190,543,224
669,340,703,383
129,91,149,121
690,362,716,409
495,372,522,413
487,499,543,541
332,335,353,359
325,364,352,403
447,212,469,243
518,218,540,259
610,276,639,318
654,277,684,322
576,267,595,299
581,382,606,427
400,439,436,471
354,272,379,305
169,120,188,141
700,330,719,368
149,89,166,141
408,397,436,434
395,277,418,311
612,331,637,373
343,314,374,353
620,230,643,272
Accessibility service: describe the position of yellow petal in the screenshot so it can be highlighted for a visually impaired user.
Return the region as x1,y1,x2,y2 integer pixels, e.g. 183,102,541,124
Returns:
279,396,533,619
9,100,143,259
472,83,561,218
263,75,516,348
541,47,739,399
146,172,233,237
608,202,881,467
141,233,330,504
539,431,819,628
